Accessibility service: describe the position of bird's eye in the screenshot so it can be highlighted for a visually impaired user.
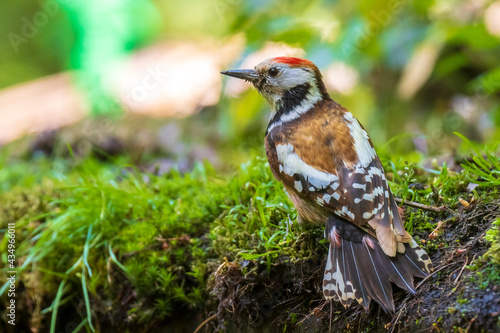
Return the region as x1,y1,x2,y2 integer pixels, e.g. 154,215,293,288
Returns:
268,68,279,77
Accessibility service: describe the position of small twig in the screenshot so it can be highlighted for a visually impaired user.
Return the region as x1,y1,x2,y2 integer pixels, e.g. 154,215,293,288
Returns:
155,235,191,242
429,221,444,239
394,197,446,213
298,301,328,326
416,263,455,289
193,314,218,333
465,317,476,333
389,303,406,333
107,257,113,285
454,257,469,285
441,214,459,224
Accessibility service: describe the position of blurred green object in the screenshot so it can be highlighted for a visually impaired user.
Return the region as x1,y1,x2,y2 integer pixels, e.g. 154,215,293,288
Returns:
59,0,161,115
0,0,499,147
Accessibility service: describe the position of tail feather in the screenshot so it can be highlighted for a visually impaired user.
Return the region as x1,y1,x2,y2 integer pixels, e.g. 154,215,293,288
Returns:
355,241,394,311
322,216,432,313
344,240,370,309
405,239,433,275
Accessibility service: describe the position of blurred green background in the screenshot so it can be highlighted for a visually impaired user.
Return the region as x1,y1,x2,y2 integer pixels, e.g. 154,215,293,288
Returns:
1,0,500,158
1,1,500,331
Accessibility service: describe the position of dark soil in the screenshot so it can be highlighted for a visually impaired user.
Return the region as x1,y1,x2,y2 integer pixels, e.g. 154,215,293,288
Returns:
210,200,500,333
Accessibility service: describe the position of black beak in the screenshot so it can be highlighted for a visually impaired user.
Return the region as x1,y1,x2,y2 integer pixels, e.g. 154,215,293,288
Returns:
221,69,259,82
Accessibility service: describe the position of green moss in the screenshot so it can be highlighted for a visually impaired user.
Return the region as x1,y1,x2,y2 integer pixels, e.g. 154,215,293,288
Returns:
485,219,500,265
0,155,311,329
1,135,500,331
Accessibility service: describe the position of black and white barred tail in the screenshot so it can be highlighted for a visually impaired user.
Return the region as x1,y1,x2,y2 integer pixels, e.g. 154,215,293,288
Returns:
322,216,432,313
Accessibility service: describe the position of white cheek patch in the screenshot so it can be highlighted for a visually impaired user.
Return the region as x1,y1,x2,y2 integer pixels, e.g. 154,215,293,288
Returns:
267,71,322,133
276,67,311,89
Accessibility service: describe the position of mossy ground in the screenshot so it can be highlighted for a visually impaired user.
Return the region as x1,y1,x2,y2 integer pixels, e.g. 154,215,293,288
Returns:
0,130,499,333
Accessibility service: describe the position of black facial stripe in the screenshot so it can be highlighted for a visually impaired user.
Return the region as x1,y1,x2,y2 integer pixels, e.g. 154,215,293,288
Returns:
280,83,311,112
266,83,311,135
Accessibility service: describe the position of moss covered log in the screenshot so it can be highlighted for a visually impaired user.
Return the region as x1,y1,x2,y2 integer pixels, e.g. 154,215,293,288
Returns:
1,142,500,332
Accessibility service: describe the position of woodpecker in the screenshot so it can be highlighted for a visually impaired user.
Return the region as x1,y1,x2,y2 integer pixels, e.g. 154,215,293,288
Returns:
221,57,432,313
